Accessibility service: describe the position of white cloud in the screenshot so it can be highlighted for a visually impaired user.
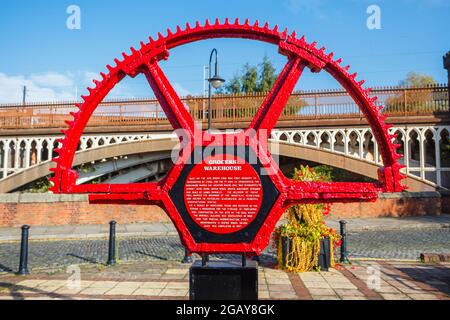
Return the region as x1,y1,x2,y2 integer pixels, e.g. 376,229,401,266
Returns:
29,72,74,88
0,70,174,104
0,71,120,104
286,0,327,18
83,72,102,86
0,72,75,104
173,82,191,97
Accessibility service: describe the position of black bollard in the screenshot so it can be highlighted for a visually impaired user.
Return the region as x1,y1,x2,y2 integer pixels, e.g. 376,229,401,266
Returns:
182,248,193,264
17,225,30,275
107,220,116,266
339,220,350,263
252,255,260,263
242,254,247,267
201,253,208,267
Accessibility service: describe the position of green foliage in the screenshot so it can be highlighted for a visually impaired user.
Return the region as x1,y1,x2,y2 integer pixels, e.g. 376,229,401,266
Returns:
225,55,278,94
257,55,278,92
225,73,242,94
27,177,52,193
313,165,375,183
241,63,259,93
400,72,437,87
385,72,440,113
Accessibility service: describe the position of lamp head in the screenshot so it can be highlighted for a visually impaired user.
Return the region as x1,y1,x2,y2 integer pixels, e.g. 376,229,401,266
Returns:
208,75,225,89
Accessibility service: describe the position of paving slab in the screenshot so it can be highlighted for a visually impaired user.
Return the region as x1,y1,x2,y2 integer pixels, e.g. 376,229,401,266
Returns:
0,260,448,300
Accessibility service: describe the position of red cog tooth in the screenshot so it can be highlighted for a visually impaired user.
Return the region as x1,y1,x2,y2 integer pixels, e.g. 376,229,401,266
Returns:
64,120,73,126
263,22,269,29
140,41,146,49
114,58,121,66
100,72,107,79
149,36,155,43
214,18,220,26
311,41,317,48
106,65,114,72
336,58,343,64
225,18,230,25
157,32,164,40
81,95,88,101
75,103,83,109
195,21,200,28
253,20,259,27
358,80,365,86
205,19,211,27
234,18,240,25
176,25,182,33
281,28,288,38
185,22,191,30
273,24,279,32
244,18,250,26
344,65,350,71
328,52,334,59
290,31,297,38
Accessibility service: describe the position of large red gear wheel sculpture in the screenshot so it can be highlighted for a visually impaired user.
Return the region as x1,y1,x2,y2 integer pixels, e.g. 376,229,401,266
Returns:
50,19,405,255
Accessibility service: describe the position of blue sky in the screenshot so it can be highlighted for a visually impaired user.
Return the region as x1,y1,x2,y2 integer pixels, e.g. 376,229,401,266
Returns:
0,0,448,103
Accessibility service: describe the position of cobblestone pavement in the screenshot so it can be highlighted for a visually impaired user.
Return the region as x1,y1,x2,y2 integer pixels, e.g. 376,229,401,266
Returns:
346,228,450,260
0,227,449,272
0,260,448,300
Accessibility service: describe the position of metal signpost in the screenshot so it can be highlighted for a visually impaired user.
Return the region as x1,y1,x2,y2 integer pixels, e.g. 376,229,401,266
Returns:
49,18,405,300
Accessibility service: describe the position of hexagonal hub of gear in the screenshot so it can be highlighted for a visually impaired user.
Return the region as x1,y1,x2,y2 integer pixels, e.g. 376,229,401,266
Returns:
169,146,279,244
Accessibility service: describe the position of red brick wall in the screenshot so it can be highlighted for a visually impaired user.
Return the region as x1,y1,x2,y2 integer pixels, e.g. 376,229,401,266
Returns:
0,192,442,228
329,193,441,219
0,194,169,228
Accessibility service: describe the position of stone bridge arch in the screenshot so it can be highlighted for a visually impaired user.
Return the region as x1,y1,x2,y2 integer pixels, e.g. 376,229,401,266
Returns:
0,136,435,193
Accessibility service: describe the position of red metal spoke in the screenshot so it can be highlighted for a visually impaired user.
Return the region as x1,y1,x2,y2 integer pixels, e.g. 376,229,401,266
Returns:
249,57,307,135
72,182,164,204
284,181,381,205
143,61,195,135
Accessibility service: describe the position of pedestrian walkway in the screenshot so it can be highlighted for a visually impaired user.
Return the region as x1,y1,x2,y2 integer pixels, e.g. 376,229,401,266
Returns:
0,260,448,300
1,215,449,242
0,223,178,242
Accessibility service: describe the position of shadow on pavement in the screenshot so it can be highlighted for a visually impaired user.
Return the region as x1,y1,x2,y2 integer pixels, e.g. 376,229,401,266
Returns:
398,266,450,295
0,282,75,300
66,253,101,265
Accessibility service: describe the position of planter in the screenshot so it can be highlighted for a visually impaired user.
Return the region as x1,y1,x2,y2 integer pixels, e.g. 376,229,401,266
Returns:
317,236,331,271
280,236,331,271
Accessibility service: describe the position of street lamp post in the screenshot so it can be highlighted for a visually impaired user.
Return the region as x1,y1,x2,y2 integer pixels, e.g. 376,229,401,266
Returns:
443,51,450,111
207,48,225,131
